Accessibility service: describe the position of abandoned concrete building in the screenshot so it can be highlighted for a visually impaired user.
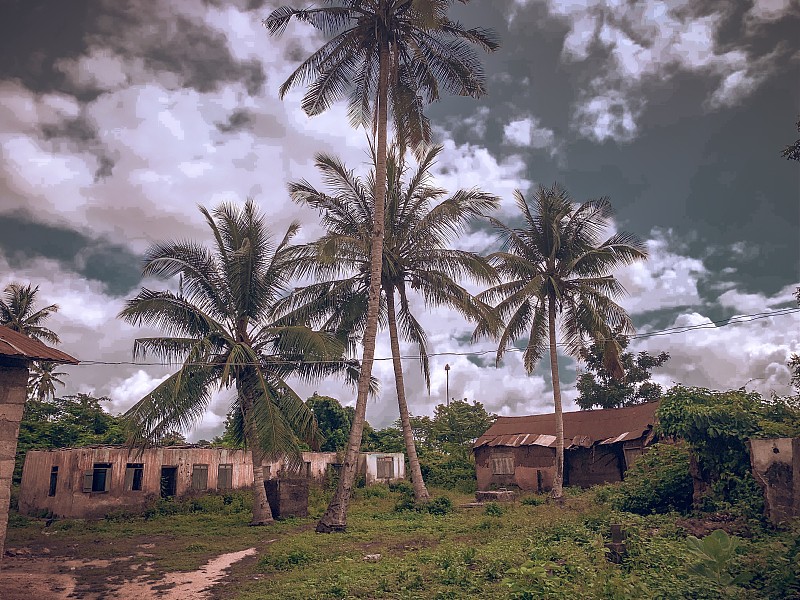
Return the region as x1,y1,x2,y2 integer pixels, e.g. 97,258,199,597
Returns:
473,402,659,492
749,437,800,526
19,446,405,519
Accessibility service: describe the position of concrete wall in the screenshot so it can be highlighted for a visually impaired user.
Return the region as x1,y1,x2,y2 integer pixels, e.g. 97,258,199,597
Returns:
359,452,405,485
20,447,405,519
750,438,800,526
566,446,624,488
19,447,254,519
0,361,29,559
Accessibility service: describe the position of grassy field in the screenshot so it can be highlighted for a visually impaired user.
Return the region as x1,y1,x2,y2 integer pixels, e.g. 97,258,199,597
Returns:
5,484,800,599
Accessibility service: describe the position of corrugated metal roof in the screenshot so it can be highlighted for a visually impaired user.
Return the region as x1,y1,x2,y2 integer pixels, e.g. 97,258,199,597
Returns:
0,325,79,364
474,401,659,450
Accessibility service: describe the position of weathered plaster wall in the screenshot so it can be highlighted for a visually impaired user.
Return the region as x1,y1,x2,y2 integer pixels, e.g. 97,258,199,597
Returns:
19,447,254,519
0,362,29,559
750,438,799,525
565,446,623,488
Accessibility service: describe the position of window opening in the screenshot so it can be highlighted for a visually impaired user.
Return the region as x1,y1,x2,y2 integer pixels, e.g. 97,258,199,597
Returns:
83,463,112,493
490,452,514,475
160,466,177,498
125,463,144,491
191,464,209,491
217,463,233,490
48,466,58,497
376,456,394,479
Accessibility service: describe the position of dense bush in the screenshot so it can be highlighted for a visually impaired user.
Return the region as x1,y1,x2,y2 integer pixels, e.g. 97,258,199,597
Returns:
419,453,476,493
611,442,693,515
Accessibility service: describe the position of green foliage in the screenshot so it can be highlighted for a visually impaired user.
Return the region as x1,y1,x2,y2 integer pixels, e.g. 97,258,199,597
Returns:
425,495,454,516
306,393,354,452
419,452,477,492
658,385,800,486
484,502,504,517
141,491,251,520
700,472,765,520
259,547,316,572
576,332,669,410
15,394,125,483
611,442,693,515
521,495,545,506
685,530,750,588
427,400,497,457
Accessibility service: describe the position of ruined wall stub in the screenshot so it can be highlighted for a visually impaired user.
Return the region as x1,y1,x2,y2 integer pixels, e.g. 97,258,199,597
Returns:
750,438,797,526
0,360,29,560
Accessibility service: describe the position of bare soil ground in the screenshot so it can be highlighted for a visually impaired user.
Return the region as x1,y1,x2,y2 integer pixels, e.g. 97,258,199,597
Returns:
0,542,258,600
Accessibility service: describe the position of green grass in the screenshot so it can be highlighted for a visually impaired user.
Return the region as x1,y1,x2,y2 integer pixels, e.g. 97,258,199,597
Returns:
7,486,800,599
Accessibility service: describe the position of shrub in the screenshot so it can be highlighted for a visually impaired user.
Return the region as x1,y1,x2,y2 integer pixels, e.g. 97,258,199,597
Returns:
426,495,453,516
388,480,414,495
612,442,693,515
484,502,504,517
420,453,476,491
521,495,545,507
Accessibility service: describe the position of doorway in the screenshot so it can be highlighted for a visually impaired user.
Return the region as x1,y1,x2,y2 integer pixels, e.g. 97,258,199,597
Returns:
160,466,177,498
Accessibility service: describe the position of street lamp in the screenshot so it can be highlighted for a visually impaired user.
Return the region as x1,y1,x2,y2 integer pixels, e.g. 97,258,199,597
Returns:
444,363,450,406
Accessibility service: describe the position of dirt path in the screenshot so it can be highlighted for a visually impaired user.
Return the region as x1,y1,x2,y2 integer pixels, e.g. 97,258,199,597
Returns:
0,547,257,600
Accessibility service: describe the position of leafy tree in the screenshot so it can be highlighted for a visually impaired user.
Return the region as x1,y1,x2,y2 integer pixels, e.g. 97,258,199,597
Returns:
28,360,69,401
267,0,498,533
428,399,495,457
155,430,189,446
307,393,354,452
15,394,125,483
118,199,357,525
575,332,669,410
287,144,498,502
476,185,647,499
0,282,60,344
781,117,800,161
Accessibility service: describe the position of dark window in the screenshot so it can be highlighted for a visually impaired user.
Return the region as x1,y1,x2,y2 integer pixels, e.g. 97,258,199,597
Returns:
491,453,514,475
191,464,209,491
125,463,144,491
160,466,177,498
217,464,233,490
83,463,112,493
48,466,58,497
376,456,394,479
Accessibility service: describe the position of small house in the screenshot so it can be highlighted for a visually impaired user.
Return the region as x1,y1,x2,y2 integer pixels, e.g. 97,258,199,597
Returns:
19,446,405,519
473,402,659,492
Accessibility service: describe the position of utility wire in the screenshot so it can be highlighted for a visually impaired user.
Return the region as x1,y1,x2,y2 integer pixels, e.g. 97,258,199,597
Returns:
68,306,800,368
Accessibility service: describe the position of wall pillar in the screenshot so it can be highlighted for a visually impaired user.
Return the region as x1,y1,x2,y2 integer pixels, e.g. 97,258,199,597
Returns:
0,359,29,560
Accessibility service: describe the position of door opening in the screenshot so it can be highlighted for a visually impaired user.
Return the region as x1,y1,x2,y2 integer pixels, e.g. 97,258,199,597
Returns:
160,466,177,498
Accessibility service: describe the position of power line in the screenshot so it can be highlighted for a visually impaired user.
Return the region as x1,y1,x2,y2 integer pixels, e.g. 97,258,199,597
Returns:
68,306,800,368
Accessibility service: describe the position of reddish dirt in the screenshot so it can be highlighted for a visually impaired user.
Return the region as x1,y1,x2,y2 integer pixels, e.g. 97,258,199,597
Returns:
0,546,256,600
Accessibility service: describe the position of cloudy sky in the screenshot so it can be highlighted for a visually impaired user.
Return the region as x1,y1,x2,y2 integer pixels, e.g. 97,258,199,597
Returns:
1,0,798,440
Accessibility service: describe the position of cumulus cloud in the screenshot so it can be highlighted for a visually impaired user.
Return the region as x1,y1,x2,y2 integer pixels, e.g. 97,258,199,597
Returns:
511,0,793,142
503,116,559,155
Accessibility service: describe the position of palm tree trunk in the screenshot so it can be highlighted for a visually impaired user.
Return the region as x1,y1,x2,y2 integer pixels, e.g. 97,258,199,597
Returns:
548,295,565,500
317,34,390,533
239,384,274,525
385,287,429,502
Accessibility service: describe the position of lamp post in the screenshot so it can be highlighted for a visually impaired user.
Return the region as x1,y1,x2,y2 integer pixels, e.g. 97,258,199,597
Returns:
444,363,450,406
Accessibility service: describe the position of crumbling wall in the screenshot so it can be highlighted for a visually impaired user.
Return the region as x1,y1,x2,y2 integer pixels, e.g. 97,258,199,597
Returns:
566,445,624,488
749,438,799,526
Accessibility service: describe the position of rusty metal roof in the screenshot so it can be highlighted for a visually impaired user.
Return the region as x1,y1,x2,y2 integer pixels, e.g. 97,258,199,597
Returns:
0,325,79,364
474,401,659,450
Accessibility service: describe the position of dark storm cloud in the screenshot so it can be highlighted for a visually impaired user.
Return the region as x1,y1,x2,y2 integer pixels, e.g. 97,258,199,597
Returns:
0,0,266,96
0,213,142,296
216,109,254,133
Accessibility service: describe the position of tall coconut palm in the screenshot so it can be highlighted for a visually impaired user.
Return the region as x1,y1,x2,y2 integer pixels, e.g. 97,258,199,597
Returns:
119,199,357,525
285,145,499,501
0,283,60,344
28,361,68,401
476,185,647,500
266,0,498,532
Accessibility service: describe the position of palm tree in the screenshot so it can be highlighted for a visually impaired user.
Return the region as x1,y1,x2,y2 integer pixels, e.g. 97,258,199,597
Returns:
476,185,647,500
286,144,499,501
266,0,498,532
119,199,357,525
0,283,60,344
28,361,68,401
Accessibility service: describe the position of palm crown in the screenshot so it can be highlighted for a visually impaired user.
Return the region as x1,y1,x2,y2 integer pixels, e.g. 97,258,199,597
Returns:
0,283,60,344
287,145,499,385
265,0,499,149
118,199,355,457
479,185,648,375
